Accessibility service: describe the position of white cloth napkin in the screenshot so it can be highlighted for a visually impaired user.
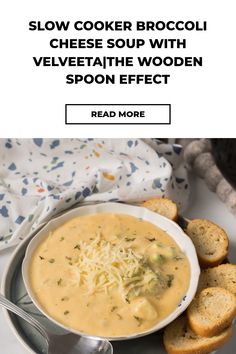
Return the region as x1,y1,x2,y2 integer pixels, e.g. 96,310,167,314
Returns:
0,138,189,249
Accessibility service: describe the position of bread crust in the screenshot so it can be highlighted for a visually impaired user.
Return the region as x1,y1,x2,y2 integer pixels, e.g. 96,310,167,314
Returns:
197,254,227,268
198,264,236,296
187,287,236,337
142,197,178,221
163,315,233,354
185,219,229,268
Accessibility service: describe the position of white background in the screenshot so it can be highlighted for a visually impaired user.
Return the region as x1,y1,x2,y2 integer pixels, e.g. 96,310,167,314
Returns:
0,0,235,137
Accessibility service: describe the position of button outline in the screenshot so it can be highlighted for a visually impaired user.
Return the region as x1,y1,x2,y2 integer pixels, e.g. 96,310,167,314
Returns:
65,104,171,125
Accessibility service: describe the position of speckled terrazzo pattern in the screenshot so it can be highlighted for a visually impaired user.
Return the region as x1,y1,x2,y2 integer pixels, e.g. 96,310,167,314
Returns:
0,138,189,249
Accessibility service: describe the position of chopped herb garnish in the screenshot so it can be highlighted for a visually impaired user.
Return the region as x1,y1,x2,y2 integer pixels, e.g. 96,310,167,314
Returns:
156,242,164,248
60,237,64,241
146,237,156,242
125,237,136,242
57,278,62,286
116,313,123,320
153,254,165,265
167,274,174,288
64,310,70,315
134,316,143,326
89,238,94,241
111,306,118,312
74,244,80,250
205,252,214,256
65,256,72,260
39,256,44,260
48,258,55,263
61,296,69,301
173,256,183,261
125,297,130,304
69,262,73,266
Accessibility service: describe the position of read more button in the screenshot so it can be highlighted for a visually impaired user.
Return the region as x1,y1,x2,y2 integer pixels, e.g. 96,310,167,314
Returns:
65,104,171,125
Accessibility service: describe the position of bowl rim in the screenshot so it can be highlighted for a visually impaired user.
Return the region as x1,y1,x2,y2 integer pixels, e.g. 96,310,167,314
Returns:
22,202,200,341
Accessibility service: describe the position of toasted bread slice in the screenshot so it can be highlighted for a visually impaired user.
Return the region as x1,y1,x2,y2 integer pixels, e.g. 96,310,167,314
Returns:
142,198,178,221
185,219,228,268
187,287,236,337
163,315,233,354
198,264,236,296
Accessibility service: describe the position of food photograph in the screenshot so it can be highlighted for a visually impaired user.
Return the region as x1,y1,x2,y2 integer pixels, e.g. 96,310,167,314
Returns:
0,138,236,354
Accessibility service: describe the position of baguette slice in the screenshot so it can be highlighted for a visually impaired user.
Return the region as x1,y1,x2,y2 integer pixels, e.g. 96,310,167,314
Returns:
198,264,236,296
142,198,178,221
163,315,233,354
185,219,228,268
187,287,236,337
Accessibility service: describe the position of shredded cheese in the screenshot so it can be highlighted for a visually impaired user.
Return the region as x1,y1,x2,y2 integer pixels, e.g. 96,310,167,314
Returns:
71,233,164,301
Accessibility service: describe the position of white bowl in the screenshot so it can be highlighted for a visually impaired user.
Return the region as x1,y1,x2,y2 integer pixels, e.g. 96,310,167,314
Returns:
22,202,200,341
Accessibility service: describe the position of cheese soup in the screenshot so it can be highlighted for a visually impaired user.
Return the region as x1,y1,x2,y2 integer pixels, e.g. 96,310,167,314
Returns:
29,213,190,337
